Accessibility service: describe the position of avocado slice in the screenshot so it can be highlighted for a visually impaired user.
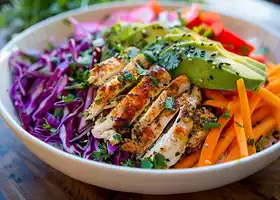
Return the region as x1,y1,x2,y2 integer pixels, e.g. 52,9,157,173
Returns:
158,41,266,91
124,22,169,48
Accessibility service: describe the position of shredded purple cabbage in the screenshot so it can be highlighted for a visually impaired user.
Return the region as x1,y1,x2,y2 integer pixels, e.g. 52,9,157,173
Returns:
9,6,156,166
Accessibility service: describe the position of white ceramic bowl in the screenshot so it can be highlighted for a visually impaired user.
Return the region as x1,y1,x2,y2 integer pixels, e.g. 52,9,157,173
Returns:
0,2,280,195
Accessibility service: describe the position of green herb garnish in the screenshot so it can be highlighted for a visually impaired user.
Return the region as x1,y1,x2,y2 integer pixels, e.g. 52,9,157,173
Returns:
92,143,110,161
221,110,231,119
64,83,86,90
121,159,136,167
150,76,158,87
42,118,56,133
247,138,255,146
53,107,63,118
140,153,167,169
136,64,149,76
203,121,221,131
62,94,75,103
112,134,123,142
158,51,180,71
122,70,136,82
235,121,244,128
164,97,175,110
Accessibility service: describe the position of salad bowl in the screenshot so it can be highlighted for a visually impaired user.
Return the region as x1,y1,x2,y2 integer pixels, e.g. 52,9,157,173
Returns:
0,1,280,194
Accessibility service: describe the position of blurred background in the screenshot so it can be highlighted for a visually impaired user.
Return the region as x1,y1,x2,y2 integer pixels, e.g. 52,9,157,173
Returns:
0,0,279,47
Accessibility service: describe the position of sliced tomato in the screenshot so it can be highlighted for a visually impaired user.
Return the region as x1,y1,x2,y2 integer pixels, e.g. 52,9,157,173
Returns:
200,11,221,25
183,4,202,29
249,54,266,64
214,29,255,56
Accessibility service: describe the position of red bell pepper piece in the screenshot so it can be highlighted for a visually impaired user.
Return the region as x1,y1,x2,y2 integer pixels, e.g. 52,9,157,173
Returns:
183,4,202,29
214,29,255,56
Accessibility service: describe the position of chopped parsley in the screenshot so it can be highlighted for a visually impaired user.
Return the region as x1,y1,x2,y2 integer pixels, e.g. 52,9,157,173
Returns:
62,93,75,103
136,64,149,76
164,97,175,110
92,143,110,161
42,118,56,133
247,138,255,146
235,121,244,128
158,50,181,71
121,159,136,167
203,121,221,131
221,110,231,119
94,98,102,103
122,70,136,82
112,134,123,142
140,153,167,169
53,107,63,118
64,83,86,90
150,76,158,87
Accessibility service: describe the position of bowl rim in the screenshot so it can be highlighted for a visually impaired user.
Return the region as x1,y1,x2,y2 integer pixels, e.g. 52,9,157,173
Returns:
0,1,280,175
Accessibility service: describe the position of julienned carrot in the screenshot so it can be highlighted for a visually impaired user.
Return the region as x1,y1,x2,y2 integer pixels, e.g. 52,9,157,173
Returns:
237,79,256,154
253,117,277,141
249,95,261,115
257,87,280,109
268,64,280,77
234,111,249,157
266,63,276,73
203,100,228,109
251,106,271,125
273,108,280,130
211,125,235,163
227,138,238,153
255,100,266,110
223,145,240,163
267,79,280,93
174,151,201,169
203,89,228,102
198,101,235,167
149,0,162,14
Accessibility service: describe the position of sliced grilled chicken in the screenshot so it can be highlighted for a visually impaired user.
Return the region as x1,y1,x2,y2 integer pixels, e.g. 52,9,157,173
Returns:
88,47,139,86
186,107,216,149
136,91,192,156
143,86,202,168
132,75,191,140
91,65,171,138
85,54,152,121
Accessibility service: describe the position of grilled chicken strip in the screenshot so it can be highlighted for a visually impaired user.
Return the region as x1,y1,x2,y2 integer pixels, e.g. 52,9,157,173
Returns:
91,65,171,138
88,47,139,86
135,90,194,156
143,86,202,168
186,107,216,149
131,75,191,140
85,54,152,121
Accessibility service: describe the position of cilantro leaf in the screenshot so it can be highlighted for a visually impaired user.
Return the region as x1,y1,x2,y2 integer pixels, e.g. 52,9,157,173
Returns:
62,94,75,103
164,97,175,110
150,76,158,87
65,83,86,90
158,51,181,71
54,107,63,118
112,134,123,142
153,153,167,169
121,159,136,167
122,70,136,82
235,121,244,128
92,143,110,161
136,64,149,76
247,138,255,146
42,118,56,134
141,158,153,169
221,110,231,119
203,121,221,131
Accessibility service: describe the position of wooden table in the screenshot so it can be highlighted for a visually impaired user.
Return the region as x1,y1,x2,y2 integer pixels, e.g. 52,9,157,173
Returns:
1,0,280,199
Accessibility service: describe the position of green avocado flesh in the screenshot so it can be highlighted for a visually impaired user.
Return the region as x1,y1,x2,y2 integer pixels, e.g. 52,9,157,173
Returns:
159,42,266,91
104,22,267,91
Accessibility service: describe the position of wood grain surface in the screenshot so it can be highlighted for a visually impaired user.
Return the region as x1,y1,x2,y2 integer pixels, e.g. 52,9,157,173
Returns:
1,0,280,199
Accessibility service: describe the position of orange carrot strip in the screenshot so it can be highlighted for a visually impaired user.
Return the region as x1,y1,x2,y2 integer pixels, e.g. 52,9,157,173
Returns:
234,111,249,157
237,79,256,154
273,108,280,130
268,73,280,83
174,151,201,169
223,145,240,163
249,95,261,115
266,63,275,73
203,89,228,102
267,79,280,93
198,101,235,167
227,138,238,153
211,125,235,164
253,117,277,140
203,100,228,109
257,87,280,109
268,65,280,77
149,0,162,15
251,106,272,125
